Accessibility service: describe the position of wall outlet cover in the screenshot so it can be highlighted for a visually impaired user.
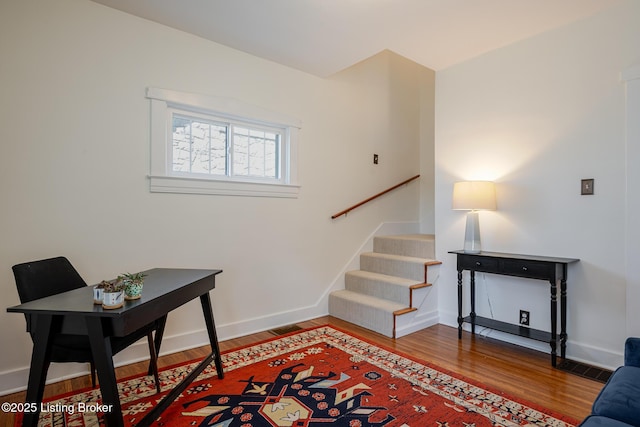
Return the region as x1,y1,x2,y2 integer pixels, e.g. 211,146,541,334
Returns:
519,310,530,326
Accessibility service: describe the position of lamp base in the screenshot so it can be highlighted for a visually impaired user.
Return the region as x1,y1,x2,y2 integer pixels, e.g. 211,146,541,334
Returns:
463,211,482,254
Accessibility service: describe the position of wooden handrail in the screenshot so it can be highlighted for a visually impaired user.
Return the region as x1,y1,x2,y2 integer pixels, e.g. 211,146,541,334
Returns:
331,174,420,219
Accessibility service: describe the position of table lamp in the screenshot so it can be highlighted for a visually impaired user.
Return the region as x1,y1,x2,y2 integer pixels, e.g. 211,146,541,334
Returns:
452,181,496,253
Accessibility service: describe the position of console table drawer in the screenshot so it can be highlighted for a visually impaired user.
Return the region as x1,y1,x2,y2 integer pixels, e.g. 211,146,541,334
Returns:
459,256,499,272
501,259,554,279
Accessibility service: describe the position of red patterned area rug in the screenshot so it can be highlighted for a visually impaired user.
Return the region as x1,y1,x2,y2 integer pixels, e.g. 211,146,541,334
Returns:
21,326,578,426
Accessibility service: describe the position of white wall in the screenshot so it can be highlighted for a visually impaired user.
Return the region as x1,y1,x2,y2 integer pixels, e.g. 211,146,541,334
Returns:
624,64,640,337
0,0,433,394
420,65,436,235
435,0,640,368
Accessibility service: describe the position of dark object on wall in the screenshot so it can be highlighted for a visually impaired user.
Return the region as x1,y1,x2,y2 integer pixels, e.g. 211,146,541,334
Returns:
581,179,594,195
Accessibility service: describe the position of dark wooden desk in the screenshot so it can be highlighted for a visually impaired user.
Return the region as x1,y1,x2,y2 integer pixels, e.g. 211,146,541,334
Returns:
449,251,578,367
7,268,223,427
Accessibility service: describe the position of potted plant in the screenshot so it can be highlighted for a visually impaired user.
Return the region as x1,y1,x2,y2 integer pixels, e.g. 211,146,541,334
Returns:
122,272,147,300
101,278,125,309
93,281,106,304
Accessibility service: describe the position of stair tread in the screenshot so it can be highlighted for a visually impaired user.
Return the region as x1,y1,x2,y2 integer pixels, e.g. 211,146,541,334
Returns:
346,270,421,286
375,234,435,241
362,251,440,264
330,289,407,312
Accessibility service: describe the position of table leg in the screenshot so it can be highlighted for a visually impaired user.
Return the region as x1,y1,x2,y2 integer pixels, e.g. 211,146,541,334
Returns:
86,317,123,427
147,315,167,376
457,270,463,339
550,279,558,367
200,292,224,378
470,271,476,335
139,291,223,426
155,315,167,353
22,315,54,427
146,332,161,393
560,273,568,359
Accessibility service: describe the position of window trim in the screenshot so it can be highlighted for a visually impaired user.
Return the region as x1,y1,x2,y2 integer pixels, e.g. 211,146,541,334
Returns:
147,87,301,198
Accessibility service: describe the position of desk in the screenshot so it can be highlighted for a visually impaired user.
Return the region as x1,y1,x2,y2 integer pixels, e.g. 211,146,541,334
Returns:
449,251,578,367
7,268,223,427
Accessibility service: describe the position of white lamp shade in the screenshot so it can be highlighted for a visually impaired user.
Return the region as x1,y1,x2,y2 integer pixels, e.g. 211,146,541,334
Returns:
452,181,497,211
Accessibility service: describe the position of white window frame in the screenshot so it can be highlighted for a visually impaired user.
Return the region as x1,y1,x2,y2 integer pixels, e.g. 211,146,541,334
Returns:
147,87,301,198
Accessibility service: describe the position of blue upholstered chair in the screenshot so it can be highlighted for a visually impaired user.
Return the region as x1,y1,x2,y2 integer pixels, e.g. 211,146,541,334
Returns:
579,337,640,427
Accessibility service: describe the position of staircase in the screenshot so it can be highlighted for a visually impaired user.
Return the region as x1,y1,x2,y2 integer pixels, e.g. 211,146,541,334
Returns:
329,234,441,338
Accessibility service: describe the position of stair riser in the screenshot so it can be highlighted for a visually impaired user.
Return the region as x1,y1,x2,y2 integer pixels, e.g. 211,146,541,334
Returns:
345,273,411,306
329,294,394,337
360,255,425,281
373,235,435,259
394,309,439,338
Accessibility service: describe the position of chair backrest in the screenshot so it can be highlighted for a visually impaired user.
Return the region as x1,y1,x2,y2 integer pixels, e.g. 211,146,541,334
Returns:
12,256,87,303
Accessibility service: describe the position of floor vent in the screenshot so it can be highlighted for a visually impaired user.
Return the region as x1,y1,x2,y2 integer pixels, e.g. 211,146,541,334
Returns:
557,359,612,383
269,324,303,336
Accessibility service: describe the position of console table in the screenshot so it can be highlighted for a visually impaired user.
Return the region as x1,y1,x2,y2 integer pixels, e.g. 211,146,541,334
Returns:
449,250,579,366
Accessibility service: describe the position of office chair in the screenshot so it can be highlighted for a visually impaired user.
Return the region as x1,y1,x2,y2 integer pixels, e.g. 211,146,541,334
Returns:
12,256,162,393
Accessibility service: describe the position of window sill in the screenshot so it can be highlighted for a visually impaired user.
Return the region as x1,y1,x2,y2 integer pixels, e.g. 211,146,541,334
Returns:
149,175,300,198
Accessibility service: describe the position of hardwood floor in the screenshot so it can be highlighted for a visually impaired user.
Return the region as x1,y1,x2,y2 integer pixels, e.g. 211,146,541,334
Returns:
0,316,603,425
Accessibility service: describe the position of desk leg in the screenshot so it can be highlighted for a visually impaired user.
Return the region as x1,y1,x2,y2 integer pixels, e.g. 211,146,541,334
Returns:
22,315,54,427
470,271,476,335
200,292,224,379
86,317,123,427
154,315,167,356
147,315,167,376
457,270,463,339
550,279,558,367
140,293,223,427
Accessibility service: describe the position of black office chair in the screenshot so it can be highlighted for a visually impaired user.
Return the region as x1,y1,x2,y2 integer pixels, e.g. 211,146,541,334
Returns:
12,256,162,393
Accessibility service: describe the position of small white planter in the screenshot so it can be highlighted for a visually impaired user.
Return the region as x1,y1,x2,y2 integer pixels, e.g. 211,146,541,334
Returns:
93,286,104,304
102,291,124,309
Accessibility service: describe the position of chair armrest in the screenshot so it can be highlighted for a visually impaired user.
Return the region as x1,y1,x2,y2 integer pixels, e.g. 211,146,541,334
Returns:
624,337,640,367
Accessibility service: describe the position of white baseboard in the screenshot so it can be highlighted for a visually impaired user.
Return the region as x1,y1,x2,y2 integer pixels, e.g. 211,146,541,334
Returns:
395,309,439,338
0,338,168,396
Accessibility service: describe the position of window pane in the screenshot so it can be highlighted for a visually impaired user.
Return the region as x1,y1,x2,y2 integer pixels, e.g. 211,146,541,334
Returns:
172,117,192,173
190,121,210,174
172,115,227,175
233,127,280,179
264,133,280,178
249,130,265,177
233,128,249,176
209,124,227,175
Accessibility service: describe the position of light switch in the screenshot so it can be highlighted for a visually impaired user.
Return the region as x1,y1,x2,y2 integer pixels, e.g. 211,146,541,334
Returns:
581,179,594,195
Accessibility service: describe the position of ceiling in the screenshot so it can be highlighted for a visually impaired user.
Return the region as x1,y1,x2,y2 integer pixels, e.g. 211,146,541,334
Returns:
90,0,621,77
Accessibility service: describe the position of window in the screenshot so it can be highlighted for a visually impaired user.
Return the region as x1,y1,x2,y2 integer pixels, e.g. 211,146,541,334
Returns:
147,88,300,197
171,112,282,181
